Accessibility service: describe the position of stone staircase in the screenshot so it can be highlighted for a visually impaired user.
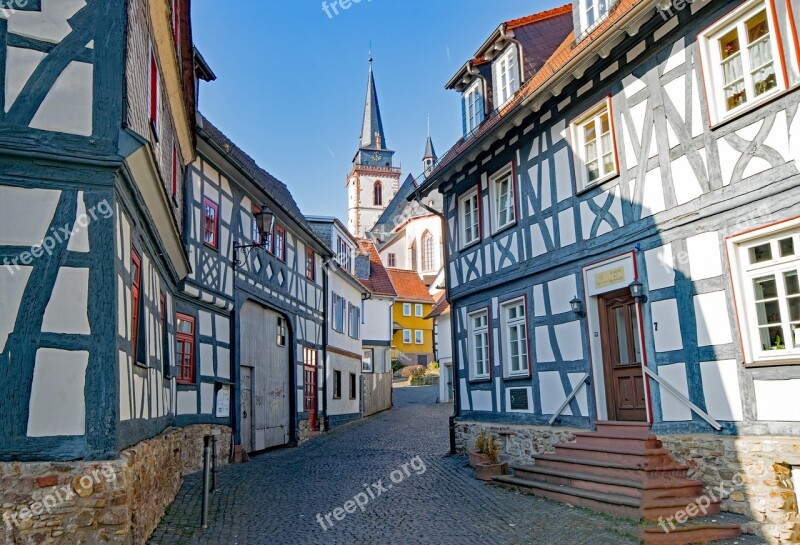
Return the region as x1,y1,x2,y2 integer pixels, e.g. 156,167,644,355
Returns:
492,422,744,545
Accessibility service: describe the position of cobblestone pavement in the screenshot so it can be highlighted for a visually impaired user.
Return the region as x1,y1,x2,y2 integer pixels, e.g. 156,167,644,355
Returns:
150,385,643,545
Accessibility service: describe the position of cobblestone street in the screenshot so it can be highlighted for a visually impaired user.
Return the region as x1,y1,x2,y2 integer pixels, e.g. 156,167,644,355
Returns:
149,386,642,545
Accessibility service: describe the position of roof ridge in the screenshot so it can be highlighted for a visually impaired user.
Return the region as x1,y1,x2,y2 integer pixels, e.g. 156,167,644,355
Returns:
505,4,573,29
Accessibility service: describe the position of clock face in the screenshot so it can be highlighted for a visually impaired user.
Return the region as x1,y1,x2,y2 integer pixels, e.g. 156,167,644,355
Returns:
371,152,382,162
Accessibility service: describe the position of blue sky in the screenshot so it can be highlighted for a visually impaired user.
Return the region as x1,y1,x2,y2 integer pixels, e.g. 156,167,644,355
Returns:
192,0,551,220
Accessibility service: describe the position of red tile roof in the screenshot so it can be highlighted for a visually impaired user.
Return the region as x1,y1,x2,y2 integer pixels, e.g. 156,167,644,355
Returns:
427,0,644,185
386,268,435,304
357,240,397,297
505,4,573,29
426,291,451,319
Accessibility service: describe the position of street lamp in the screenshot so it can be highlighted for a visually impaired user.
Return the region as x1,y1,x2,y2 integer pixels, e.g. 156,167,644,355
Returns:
629,279,648,304
570,296,585,318
233,205,274,269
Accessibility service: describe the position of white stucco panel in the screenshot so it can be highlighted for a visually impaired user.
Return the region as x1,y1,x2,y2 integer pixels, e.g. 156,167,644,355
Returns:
30,61,93,136
754,379,800,421
686,231,722,280
535,326,555,363
27,348,89,437
539,371,567,415
645,243,675,290
651,299,683,353
7,0,87,43
558,208,576,247
0,186,60,246
699,360,743,422
555,321,583,361
658,362,692,421
548,274,577,315
471,390,493,412
42,267,91,335
694,291,733,346
4,47,45,112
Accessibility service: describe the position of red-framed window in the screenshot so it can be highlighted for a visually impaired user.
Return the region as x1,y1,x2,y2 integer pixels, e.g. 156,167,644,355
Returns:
131,250,142,364
306,247,315,281
203,198,219,249
274,225,286,262
175,314,195,384
149,49,159,136
171,145,178,199
374,181,383,206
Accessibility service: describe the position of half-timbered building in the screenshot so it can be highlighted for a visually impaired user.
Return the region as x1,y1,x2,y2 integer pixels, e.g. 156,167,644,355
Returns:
413,0,800,541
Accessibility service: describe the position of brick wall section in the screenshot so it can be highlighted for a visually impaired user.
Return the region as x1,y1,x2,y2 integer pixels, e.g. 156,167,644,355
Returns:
0,425,231,545
456,421,800,544
124,0,184,228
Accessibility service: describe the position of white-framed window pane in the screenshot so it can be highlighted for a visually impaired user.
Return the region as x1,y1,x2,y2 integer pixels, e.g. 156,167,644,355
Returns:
461,192,480,246
470,312,490,378
415,330,424,344
745,10,777,97
403,330,411,344
403,303,411,316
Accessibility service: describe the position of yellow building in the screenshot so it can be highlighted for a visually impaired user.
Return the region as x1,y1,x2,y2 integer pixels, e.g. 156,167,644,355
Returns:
386,268,435,364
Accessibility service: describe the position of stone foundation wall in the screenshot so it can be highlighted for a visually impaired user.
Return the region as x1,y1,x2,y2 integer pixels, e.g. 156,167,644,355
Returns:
662,435,799,545
455,420,800,545
0,424,231,545
454,420,577,463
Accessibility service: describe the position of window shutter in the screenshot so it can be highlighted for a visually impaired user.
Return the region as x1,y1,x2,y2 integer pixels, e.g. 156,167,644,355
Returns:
509,47,520,89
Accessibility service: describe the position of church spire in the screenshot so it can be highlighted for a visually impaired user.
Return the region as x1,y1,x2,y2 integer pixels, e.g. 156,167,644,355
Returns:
360,56,388,151
422,115,437,177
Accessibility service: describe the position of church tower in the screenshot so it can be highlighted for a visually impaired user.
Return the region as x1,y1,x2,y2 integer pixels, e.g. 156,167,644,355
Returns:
422,116,437,178
347,58,401,238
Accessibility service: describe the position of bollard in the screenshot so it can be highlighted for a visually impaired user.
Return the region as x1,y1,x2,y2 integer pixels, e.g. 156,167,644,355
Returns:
201,436,211,529
211,434,218,493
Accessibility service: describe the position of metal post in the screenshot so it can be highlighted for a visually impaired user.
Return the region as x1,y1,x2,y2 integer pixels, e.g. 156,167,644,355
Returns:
211,434,218,493
201,436,211,529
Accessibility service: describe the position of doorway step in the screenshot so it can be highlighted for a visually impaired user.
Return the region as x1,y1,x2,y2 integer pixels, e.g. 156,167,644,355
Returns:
492,422,745,544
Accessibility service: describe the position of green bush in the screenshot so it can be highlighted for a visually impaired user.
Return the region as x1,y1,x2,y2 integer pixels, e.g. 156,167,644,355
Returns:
391,359,403,373
429,362,440,371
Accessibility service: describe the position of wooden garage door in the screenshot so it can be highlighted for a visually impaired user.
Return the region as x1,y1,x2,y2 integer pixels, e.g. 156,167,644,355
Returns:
240,302,290,451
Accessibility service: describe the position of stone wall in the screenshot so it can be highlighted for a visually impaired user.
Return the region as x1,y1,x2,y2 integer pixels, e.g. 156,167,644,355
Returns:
455,420,800,545
0,424,231,545
454,420,577,463
662,434,799,545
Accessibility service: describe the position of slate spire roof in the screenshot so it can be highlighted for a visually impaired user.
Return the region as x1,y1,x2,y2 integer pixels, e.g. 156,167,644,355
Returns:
359,58,388,151
423,136,437,161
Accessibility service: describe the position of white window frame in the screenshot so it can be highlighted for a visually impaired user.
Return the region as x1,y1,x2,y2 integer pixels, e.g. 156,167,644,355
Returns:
468,310,491,380
460,187,481,249
581,0,611,32
493,45,520,107
728,219,800,365
569,97,618,192
403,329,412,344
698,0,788,125
415,304,424,317
415,330,424,345
403,303,412,317
362,349,374,373
489,163,517,233
500,297,529,377
464,80,484,133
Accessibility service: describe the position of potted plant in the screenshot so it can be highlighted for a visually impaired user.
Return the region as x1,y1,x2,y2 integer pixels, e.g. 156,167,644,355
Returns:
468,430,490,467
474,435,509,481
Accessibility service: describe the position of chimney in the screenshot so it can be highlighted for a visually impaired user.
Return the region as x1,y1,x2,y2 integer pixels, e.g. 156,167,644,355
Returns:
355,253,371,281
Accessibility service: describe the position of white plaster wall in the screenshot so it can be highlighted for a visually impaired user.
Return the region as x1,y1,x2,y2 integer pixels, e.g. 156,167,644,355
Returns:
362,298,393,343
42,267,91,335
471,390,493,412
658,362,692,421
699,360,743,421
0,266,32,353
327,352,361,417
754,379,800,421
328,269,364,355
27,348,89,437
0,186,60,247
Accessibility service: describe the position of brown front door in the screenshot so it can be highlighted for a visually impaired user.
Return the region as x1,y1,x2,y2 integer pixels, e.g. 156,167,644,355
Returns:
304,366,318,432
598,290,647,421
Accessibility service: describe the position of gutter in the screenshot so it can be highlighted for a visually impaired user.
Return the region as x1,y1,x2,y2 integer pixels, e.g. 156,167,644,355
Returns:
322,259,330,432
412,197,460,455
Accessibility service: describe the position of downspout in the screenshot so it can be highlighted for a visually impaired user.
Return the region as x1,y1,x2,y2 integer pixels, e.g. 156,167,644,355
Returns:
322,260,330,432
413,194,460,455
465,62,489,120
499,25,526,84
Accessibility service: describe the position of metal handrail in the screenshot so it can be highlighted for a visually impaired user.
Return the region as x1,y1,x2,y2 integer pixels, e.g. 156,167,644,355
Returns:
643,366,722,431
548,373,590,425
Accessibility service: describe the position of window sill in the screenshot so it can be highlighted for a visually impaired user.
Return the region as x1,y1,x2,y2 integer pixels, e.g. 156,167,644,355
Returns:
744,357,800,368
503,372,531,382
576,171,620,197
203,241,219,252
469,376,491,384
491,220,517,238
461,239,481,252
708,85,795,130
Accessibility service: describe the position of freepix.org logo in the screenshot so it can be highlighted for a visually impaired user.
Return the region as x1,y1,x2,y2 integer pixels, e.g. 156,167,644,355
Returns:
322,0,374,20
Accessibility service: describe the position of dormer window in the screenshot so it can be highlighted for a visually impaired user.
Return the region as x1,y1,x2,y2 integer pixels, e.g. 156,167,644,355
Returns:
494,45,520,107
464,81,484,134
583,0,610,30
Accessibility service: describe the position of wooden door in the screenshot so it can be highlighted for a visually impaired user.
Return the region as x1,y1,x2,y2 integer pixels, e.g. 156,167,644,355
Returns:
240,366,253,453
241,302,290,451
598,290,647,421
304,366,318,432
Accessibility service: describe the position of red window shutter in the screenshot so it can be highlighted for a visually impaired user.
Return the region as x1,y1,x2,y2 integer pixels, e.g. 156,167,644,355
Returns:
149,51,159,132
